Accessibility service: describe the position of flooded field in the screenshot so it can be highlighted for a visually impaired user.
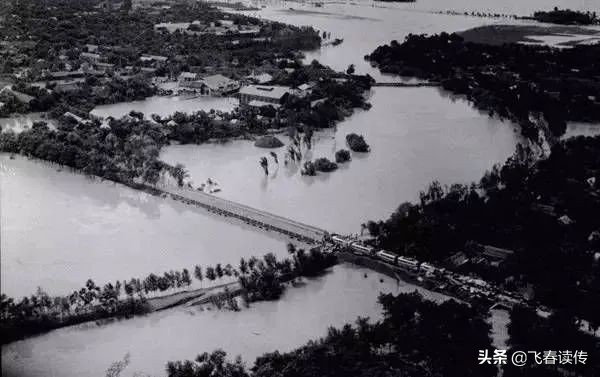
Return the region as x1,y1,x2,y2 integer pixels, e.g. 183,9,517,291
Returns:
0,155,290,298
91,95,238,119
162,87,519,234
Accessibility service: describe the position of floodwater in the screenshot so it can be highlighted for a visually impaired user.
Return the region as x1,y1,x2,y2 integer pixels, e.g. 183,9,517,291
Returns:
239,0,599,80
91,95,238,119
1,262,509,377
162,87,519,234
4,0,586,375
1,264,405,377
0,154,290,298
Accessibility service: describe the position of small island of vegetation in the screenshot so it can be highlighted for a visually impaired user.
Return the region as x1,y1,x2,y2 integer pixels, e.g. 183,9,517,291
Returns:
532,8,599,25
346,133,370,152
335,148,351,163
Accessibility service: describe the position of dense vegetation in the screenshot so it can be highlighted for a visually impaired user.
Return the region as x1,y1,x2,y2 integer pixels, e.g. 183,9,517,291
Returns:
240,247,336,302
504,305,600,377
367,33,600,142
346,133,370,152
0,0,320,77
0,0,321,116
532,8,599,25
0,115,180,185
335,149,351,163
165,291,497,377
365,136,600,326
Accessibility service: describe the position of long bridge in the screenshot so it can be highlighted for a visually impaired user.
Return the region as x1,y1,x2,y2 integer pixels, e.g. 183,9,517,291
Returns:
155,185,327,244
154,184,532,313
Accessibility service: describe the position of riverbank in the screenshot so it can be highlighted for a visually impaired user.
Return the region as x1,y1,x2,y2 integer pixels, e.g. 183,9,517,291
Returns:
367,31,600,143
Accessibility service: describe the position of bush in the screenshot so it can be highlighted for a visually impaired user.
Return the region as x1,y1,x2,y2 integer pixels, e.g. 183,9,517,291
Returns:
301,161,316,176
346,133,370,152
335,149,351,163
313,157,338,172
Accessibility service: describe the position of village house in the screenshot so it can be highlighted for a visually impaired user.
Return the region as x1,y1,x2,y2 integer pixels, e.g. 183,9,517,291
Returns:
295,82,314,97
200,74,240,96
245,72,273,85
95,62,115,72
178,72,201,88
140,54,169,65
85,44,99,53
31,78,85,93
0,87,35,105
238,85,292,108
178,73,240,96
80,52,102,63
43,70,86,80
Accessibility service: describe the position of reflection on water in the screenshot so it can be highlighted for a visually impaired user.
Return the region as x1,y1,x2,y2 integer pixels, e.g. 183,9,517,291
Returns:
161,87,520,234
0,155,291,297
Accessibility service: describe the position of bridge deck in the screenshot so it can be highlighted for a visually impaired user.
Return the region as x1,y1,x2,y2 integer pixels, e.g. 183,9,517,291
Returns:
157,185,327,243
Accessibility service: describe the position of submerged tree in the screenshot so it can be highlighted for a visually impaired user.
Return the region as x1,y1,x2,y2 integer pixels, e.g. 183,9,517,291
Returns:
259,157,269,175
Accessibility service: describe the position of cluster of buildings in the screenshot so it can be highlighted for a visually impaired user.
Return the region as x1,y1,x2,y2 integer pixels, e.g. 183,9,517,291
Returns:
154,19,261,37
177,70,316,111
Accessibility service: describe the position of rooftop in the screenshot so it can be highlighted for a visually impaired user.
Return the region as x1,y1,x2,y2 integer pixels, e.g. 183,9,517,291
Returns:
201,74,238,90
239,85,292,100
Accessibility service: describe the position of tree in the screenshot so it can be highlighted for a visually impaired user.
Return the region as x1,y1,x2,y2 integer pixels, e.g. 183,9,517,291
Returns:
248,256,259,271
239,258,248,275
171,163,189,187
206,267,217,282
346,64,355,75
269,151,278,164
105,353,130,377
166,350,249,377
182,269,192,286
194,265,203,284
335,149,351,163
286,243,297,254
215,264,224,280
259,157,269,175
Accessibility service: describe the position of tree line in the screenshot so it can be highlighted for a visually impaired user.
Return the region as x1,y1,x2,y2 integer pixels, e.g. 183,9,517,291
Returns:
1,244,336,344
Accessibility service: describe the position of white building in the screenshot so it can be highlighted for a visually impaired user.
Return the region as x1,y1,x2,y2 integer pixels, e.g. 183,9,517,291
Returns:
238,85,292,107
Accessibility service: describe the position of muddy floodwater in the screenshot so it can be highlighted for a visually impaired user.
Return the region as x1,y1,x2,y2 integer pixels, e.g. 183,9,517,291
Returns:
0,155,290,298
162,87,519,234
3,0,596,375
1,265,402,377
